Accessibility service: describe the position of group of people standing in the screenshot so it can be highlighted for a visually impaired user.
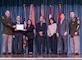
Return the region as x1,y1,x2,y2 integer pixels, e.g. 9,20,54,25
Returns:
1,10,80,55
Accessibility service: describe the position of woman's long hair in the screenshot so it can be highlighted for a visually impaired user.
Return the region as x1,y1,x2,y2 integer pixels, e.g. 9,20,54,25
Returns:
48,18,56,25
27,19,32,27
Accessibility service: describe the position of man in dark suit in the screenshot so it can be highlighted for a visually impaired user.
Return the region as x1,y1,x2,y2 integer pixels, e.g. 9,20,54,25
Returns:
14,16,23,54
2,10,15,55
36,16,47,54
57,13,68,55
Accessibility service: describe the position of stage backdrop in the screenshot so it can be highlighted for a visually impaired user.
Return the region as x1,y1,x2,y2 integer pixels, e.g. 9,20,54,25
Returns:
0,0,82,54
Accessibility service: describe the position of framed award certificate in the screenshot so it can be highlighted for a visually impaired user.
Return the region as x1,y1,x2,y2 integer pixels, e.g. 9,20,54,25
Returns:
16,24,24,30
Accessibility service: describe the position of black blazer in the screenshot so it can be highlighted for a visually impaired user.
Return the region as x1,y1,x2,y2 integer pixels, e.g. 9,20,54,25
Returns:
36,23,47,37
25,25,35,40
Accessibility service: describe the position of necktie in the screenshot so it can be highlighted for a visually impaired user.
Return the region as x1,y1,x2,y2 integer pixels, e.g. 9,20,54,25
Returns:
60,20,62,24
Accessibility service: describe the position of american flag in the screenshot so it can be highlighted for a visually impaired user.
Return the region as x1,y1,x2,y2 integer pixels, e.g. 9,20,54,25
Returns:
22,4,27,29
22,4,27,51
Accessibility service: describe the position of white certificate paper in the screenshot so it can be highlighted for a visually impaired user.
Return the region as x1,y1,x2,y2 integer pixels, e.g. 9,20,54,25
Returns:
16,24,24,30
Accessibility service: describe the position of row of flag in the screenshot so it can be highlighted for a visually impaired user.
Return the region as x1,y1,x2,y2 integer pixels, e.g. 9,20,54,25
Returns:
23,4,62,28
22,4,62,50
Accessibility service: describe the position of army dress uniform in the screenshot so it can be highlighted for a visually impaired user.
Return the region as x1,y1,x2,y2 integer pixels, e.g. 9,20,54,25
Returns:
2,16,13,54
69,17,80,55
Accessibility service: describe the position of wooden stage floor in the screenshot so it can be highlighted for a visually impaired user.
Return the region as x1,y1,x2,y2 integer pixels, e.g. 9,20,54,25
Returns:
0,54,82,58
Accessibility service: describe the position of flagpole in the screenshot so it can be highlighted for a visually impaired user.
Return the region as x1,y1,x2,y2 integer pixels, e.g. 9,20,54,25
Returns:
58,3,61,23
41,3,45,23
58,3,61,10
23,4,27,55
49,4,52,19
23,4,27,29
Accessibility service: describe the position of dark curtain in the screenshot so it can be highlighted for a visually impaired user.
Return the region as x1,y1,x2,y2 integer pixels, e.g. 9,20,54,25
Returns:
0,0,82,54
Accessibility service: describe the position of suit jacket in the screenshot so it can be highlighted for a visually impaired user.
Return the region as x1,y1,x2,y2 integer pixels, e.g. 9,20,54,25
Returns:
13,22,24,35
57,19,68,36
25,25,35,40
2,16,13,35
36,22,47,37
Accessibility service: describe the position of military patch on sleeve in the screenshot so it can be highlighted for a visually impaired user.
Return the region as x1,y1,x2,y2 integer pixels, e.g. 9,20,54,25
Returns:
77,20,80,24
2,16,4,19
77,17,79,20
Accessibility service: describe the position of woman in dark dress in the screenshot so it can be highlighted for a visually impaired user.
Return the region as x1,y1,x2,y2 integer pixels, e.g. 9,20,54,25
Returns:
25,19,35,54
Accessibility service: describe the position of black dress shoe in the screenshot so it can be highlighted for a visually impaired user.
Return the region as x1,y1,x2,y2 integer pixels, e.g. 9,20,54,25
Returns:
8,53,12,55
58,53,62,55
18,53,23,55
2,53,6,55
14,53,19,55
75,53,79,55
64,53,67,55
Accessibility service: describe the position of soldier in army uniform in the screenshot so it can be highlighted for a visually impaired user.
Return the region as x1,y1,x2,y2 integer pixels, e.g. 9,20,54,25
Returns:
2,10,15,55
69,11,80,55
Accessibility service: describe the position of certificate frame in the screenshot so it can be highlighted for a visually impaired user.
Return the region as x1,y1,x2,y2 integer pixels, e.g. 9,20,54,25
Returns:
16,24,24,30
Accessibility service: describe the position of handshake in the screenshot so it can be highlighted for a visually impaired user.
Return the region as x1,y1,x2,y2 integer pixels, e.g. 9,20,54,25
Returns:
12,25,26,31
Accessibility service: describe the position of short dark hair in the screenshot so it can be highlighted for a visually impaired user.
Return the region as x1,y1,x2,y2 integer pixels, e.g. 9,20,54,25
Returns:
61,13,65,15
70,11,74,12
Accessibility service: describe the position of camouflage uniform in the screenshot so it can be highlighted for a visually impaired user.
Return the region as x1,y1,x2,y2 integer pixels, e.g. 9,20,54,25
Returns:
69,17,80,54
